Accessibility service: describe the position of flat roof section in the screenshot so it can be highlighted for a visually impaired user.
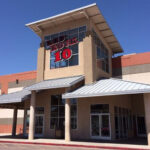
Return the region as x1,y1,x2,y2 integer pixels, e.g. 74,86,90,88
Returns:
26,3,123,54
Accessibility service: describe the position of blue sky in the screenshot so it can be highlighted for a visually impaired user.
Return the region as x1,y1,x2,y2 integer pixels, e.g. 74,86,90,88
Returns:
0,0,150,75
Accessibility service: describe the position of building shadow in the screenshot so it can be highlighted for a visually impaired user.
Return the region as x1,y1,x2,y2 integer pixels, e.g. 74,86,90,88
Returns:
112,56,123,78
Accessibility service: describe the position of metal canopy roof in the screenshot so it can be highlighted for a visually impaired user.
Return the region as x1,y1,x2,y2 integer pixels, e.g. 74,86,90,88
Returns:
0,90,30,104
62,78,150,99
25,75,84,91
26,3,123,54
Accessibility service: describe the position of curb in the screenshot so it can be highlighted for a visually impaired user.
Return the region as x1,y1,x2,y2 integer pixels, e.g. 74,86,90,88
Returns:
0,140,149,150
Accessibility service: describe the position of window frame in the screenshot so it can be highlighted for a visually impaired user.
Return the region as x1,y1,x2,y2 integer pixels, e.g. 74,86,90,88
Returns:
44,25,86,69
50,96,78,130
93,29,110,73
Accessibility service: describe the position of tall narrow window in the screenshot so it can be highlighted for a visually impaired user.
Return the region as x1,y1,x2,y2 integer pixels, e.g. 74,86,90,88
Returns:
93,30,109,73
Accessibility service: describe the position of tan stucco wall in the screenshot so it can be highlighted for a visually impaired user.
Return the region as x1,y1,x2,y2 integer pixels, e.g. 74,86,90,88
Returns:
116,72,150,85
83,35,96,84
36,17,113,83
36,47,45,82
131,94,145,116
8,87,23,93
0,109,24,118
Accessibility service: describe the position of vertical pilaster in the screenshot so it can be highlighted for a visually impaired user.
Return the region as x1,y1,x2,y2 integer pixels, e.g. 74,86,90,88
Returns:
65,99,71,142
83,34,96,84
12,107,18,136
36,47,45,82
23,108,27,136
28,91,36,140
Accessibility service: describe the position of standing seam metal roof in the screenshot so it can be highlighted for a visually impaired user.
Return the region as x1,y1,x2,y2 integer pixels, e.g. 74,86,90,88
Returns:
62,78,150,99
25,75,84,91
0,90,30,104
0,75,84,104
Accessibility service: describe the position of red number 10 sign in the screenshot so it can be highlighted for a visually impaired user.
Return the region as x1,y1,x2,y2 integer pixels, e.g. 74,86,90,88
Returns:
54,48,72,62
47,37,78,63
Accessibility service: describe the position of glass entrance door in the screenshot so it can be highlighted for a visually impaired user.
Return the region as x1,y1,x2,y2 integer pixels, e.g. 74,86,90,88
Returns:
91,114,110,139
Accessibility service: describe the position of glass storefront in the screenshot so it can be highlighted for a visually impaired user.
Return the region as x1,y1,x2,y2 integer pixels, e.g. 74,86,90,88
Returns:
114,106,132,139
50,95,77,130
91,104,110,139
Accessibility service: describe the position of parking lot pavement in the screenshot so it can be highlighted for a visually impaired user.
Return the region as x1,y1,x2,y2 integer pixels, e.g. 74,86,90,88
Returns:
0,143,111,150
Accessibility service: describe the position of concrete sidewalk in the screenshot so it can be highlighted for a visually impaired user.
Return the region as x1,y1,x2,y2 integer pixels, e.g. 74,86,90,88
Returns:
0,138,149,150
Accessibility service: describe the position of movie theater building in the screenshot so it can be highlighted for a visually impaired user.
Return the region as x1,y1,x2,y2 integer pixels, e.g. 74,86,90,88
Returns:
1,3,150,145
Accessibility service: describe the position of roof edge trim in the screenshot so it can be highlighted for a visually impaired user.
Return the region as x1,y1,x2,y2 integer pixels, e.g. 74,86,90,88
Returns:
25,3,96,26
62,89,150,99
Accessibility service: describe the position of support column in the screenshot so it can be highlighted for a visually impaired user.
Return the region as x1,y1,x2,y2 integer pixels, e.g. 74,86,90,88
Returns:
36,47,45,82
65,99,71,142
23,108,27,136
12,107,18,136
28,91,36,140
83,34,96,84
144,93,150,146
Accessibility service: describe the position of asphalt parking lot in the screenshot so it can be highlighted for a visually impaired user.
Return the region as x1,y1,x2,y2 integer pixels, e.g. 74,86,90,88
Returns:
0,143,111,150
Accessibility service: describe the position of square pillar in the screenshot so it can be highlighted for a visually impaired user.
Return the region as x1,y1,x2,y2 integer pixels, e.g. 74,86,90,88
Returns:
28,91,36,140
144,93,150,145
12,107,18,136
23,108,27,136
83,34,96,84
65,99,71,142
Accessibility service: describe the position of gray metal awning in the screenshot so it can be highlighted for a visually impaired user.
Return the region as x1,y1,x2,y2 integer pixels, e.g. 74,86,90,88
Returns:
25,75,84,91
0,90,31,104
0,75,84,105
62,78,150,99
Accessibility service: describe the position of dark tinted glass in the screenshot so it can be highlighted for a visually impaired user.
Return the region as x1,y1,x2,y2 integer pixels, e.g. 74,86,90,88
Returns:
50,118,58,129
91,104,109,113
71,118,77,129
51,106,58,117
35,107,44,114
69,55,78,66
51,95,59,105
